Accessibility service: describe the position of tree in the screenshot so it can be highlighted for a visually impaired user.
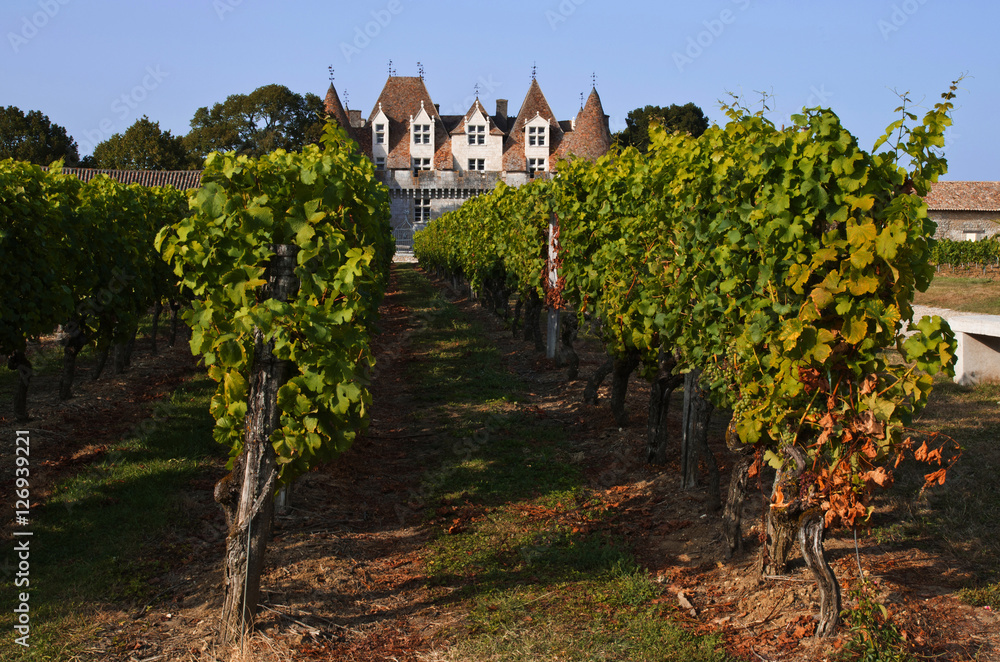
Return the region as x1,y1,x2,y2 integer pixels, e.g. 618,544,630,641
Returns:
184,84,325,161
0,106,79,165
87,116,192,170
612,103,708,152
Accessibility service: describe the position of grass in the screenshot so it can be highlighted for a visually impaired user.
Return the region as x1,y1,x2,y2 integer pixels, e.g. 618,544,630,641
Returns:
394,264,731,662
914,274,1000,315
0,375,224,661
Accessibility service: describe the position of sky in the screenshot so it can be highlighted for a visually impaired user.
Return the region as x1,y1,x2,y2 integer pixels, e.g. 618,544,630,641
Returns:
2,0,997,180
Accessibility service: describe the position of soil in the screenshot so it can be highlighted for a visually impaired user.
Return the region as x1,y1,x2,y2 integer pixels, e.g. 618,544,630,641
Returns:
0,330,200,517
4,263,999,662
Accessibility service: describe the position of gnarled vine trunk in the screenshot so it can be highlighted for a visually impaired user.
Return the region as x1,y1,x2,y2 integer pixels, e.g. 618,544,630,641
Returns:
680,371,720,511
511,297,523,337
610,350,640,427
584,355,613,405
59,322,88,401
760,446,805,577
721,417,754,558
168,300,181,347
150,301,163,355
799,508,841,637
113,326,138,374
9,351,33,422
214,244,298,643
522,290,545,352
555,311,579,380
646,348,682,465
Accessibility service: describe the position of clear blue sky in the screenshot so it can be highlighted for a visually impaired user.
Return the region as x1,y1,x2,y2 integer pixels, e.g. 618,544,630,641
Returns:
3,0,996,180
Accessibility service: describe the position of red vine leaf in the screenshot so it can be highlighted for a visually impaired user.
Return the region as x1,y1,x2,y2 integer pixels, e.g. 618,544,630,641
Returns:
924,468,948,487
865,467,891,487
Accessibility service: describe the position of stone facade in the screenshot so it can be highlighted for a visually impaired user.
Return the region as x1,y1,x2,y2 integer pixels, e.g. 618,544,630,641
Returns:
924,181,1000,241
325,75,611,249
928,209,1000,241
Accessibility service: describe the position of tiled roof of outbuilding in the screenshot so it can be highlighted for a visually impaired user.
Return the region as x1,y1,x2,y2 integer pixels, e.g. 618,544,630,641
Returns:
50,167,203,189
924,181,1000,211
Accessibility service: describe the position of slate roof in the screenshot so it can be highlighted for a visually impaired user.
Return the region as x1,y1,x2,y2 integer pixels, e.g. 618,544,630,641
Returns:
924,181,1000,211
49,167,202,189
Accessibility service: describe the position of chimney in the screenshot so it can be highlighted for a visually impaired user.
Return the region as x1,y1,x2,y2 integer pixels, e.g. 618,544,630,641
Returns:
496,99,508,119
434,103,440,113
348,109,362,126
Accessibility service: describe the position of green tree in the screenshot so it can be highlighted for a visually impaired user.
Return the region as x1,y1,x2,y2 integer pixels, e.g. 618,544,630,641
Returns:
0,106,79,165
87,116,192,170
184,84,325,161
612,103,708,152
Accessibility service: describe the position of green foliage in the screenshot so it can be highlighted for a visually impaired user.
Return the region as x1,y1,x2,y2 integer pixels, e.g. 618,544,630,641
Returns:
68,175,187,347
184,84,326,162
157,121,393,483
416,79,964,530
0,159,191,370
959,583,1000,610
612,103,709,152
0,160,78,355
839,582,911,662
0,105,79,165
929,237,1000,268
87,116,193,170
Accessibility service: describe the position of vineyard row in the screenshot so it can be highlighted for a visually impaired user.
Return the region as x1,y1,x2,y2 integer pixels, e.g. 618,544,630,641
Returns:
413,82,965,636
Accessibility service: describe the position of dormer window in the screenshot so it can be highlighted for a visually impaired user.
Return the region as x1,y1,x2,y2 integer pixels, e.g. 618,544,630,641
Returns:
528,125,546,147
468,124,485,145
374,123,386,144
413,123,431,145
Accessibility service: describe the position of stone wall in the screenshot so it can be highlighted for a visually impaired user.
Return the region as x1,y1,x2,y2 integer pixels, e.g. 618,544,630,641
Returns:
929,210,1000,241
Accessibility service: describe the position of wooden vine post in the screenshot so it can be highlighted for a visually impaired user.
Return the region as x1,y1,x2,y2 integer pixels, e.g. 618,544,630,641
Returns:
214,244,299,643
546,212,561,360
